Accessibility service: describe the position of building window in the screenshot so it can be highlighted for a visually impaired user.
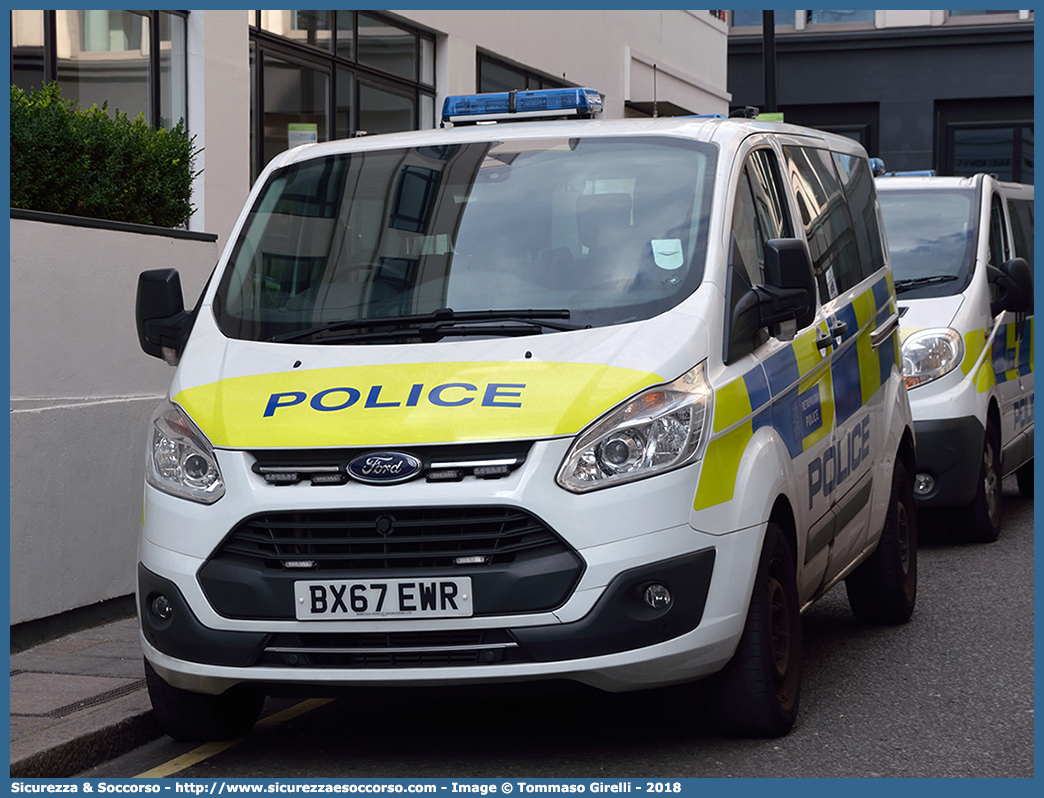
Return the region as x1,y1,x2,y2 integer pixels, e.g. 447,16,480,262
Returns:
9,9,188,131
937,98,1033,183
250,10,436,180
477,54,565,93
949,125,1033,184
730,10,797,28
945,10,1032,24
805,10,875,25
948,10,1020,17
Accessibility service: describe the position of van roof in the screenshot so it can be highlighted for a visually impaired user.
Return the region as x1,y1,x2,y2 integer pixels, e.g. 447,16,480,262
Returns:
265,115,870,173
875,173,1033,192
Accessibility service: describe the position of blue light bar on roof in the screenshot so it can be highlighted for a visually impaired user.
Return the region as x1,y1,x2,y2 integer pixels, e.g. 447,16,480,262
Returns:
442,88,603,125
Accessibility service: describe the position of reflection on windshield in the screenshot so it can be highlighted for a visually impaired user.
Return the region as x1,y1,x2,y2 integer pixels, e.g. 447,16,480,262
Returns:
215,136,717,342
878,188,977,298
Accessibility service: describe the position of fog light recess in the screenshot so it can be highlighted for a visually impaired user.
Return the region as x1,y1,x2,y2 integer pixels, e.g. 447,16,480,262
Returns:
643,583,672,610
151,594,174,621
914,473,935,496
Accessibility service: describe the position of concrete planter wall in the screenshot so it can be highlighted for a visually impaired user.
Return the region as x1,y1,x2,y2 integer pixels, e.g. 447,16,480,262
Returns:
9,212,221,625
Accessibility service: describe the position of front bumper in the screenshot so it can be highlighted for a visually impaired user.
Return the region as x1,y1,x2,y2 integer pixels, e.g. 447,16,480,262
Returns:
911,415,984,507
139,438,763,695
141,548,715,682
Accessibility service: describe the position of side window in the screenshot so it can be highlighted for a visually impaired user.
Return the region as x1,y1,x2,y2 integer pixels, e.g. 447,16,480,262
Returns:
988,194,1010,267
832,152,886,280
726,147,792,363
1007,198,1033,268
730,149,792,286
783,145,862,300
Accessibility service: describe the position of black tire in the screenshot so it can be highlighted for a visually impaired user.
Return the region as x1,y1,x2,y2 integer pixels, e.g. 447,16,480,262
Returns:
710,522,801,738
145,659,264,741
951,418,1002,543
1016,458,1033,499
846,458,917,624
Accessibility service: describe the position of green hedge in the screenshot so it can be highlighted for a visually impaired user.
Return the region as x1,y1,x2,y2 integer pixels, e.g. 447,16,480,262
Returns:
10,82,199,228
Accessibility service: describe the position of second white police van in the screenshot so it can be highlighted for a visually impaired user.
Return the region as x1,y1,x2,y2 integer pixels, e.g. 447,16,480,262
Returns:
876,174,1033,542
135,88,916,741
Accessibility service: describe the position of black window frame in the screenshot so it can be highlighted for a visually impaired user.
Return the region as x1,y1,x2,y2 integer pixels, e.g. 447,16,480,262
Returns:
944,121,1034,183
249,10,436,180
10,9,188,131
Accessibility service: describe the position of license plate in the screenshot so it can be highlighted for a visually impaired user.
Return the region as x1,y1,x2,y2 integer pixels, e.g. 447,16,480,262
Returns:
294,578,473,620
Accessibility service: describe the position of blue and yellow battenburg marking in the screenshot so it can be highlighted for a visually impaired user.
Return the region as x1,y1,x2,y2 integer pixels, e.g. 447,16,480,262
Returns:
173,361,664,449
945,317,1033,393
694,276,898,511
992,318,1034,383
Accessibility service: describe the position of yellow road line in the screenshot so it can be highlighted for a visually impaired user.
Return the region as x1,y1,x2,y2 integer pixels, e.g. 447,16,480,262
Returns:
135,698,335,778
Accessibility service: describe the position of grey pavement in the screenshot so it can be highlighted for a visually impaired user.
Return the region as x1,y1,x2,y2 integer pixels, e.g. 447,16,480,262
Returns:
9,616,160,778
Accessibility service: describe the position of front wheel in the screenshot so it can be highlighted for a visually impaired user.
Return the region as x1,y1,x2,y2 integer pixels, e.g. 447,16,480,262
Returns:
951,419,1002,543
710,521,801,737
145,659,264,742
846,458,917,624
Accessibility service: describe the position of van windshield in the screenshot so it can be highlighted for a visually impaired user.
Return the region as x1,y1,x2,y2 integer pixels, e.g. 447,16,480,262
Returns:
877,187,978,299
214,136,717,342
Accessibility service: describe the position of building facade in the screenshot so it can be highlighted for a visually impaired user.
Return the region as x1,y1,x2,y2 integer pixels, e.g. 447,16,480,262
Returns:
11,9,730,250
8,9,730,625
727,9,1034,178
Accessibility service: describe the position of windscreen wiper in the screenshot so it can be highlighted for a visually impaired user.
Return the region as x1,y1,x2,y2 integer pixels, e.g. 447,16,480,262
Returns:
270,308,573,344
894,275,958,293
310,321,573,344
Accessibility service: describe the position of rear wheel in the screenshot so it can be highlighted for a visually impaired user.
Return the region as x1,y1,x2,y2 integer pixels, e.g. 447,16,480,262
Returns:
145,659,264,741
1016,458,1033,498
951,419,1002,543
846,458,917,624
710,521,801,738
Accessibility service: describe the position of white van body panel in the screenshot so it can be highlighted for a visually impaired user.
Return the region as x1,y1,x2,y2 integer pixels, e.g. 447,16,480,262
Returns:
135,109,915,738
877,173,1033,523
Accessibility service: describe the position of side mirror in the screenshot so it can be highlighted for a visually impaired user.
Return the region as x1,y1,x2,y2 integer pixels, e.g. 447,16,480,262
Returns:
725,238,818,362
760,238,817,331
989,257,1033,316
136,269,191,365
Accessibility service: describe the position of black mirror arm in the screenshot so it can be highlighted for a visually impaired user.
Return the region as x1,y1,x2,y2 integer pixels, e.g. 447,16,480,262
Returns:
754,284,808,327
144,311,193,365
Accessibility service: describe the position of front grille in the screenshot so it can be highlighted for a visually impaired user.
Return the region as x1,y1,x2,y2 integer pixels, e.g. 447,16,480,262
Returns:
257,628,532,668
213,506,568,570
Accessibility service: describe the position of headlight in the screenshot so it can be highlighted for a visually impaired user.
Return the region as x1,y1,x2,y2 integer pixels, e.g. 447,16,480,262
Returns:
145,401,225,504
556,363,711,493
901,328,964,389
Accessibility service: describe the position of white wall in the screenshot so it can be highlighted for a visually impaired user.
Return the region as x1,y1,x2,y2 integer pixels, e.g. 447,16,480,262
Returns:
9,218,219,624
398,9,730,117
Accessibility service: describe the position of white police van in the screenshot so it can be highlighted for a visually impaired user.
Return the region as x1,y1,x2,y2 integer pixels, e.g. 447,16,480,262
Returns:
135,88,916,740
876,174,1033,542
